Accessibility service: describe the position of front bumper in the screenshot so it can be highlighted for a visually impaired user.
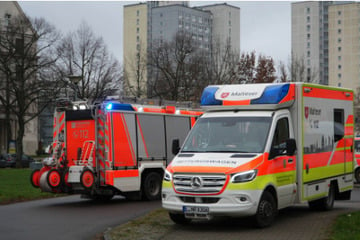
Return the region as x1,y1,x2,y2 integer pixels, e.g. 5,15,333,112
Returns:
162,187,262,218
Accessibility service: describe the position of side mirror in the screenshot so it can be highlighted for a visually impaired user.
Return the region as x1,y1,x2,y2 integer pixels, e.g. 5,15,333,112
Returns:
172,139,180,155
286,139,296,156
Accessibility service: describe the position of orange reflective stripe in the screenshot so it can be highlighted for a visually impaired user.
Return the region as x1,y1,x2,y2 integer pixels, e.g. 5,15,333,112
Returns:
303,86,353,100
105,170,139,185
222,99,251,106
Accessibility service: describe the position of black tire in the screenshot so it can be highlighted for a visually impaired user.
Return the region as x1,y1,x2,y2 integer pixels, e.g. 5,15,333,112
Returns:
355,168,360,183
308,184,335,211
254,191,277,228
169,212,192,225
142,172,162,201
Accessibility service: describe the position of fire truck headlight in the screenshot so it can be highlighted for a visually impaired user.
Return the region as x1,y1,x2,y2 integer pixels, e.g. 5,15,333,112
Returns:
164,170,172,182
231,170,257,183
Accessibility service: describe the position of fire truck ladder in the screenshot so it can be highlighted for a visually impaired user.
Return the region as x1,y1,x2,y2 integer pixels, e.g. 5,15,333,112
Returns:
93,104,108,186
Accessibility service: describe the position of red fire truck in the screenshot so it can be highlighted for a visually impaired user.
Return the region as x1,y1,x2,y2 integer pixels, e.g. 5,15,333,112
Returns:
30,99,202,200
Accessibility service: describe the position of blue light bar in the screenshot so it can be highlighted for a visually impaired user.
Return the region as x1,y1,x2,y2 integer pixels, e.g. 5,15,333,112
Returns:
200,86,222,106
105,103,134,111
251,84,290,104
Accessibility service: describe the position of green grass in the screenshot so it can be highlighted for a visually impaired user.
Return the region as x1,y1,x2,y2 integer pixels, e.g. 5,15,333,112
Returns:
0,168,61,204
329,211,360,240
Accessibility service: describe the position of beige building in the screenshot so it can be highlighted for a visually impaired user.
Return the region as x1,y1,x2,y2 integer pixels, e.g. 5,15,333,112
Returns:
328,2,360,91
0,1,38,155
123,3,148,98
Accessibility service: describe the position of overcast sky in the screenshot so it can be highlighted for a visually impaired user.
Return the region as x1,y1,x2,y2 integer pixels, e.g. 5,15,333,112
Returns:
19,1,291,67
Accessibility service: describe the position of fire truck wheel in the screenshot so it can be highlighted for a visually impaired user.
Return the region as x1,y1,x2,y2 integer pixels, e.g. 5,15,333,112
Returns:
142,172,162,201
46,169,62,189
61,169,72,193
30,169,41,188
80,169,95,190
169,212,191,225
254,191,276,228
355,168,360,183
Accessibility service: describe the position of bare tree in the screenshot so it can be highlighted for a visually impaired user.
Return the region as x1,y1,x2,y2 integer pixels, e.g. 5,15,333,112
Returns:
149,31,207,101
123,41,147,98
206,38,240,85
278,61,288,82
56,22,122,102
0,15,62,166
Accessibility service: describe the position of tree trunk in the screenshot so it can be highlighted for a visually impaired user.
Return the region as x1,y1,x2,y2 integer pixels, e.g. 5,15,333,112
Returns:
15,118,25,168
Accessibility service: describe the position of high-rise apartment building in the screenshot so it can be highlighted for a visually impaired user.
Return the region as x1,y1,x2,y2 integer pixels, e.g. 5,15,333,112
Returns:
123,1,240,98
328,2,360,90
292,1,333,85
198,3,240,52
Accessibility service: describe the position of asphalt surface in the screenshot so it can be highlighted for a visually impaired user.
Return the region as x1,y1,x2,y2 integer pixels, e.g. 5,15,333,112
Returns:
147,187,360,240
0,195,160,240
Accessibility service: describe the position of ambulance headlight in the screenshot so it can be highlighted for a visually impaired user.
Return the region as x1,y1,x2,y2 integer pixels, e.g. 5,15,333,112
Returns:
231,170,257,183
164,170,172,182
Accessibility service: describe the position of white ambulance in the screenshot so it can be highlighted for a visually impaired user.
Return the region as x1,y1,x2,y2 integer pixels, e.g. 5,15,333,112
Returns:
162,83,354,227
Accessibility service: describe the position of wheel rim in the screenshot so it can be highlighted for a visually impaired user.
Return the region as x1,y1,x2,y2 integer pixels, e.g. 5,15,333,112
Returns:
81,171,94,189
31,170,40,188
48,170,61,188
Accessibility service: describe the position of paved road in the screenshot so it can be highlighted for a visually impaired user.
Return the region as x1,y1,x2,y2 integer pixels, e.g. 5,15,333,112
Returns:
156,187,360,240
0,195,160,240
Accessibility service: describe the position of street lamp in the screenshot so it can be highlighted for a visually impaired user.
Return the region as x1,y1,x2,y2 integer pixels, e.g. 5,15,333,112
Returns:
68,75,82,101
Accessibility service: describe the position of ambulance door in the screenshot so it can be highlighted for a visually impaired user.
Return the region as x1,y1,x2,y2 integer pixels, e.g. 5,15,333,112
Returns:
268,112,296,208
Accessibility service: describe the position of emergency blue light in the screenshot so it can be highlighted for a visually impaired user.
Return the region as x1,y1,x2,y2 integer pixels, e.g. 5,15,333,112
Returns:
200,86,222,106
105,103,134,111
251,84,290,104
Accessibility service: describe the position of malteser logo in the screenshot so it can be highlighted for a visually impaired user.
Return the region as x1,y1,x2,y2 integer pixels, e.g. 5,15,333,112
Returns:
305,106,321,119
221,92,230,98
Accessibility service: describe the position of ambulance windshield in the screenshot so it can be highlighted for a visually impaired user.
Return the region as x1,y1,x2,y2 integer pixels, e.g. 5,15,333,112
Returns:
182,116,272,153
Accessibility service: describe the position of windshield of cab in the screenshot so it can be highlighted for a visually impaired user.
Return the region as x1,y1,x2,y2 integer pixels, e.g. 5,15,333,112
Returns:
182,116,272,153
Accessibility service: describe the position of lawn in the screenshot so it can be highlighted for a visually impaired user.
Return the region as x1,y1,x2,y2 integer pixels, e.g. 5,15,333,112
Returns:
330,212,360,240
0,168,60,204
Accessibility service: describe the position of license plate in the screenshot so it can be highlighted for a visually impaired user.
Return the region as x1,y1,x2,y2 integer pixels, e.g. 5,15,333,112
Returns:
183,206,209,214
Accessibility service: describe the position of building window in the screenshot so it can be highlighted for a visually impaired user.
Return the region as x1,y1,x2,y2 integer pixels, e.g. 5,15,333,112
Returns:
4,13,11,26
136,19,139,25
307,25,311,31
338,83,341,87
338,56,342,61
137,27,139,33
338,65,342,70
338,46,342,51
307,16,310,23
307,42,310,48
136,36,140,42
338,29,342,34
137,10,140,16
306,7,310,14
338,11,341,16
338,20,341,24
338,38,341,43
338,73,342,78
307,33,311,39
136,44,140,51
307,51,310,57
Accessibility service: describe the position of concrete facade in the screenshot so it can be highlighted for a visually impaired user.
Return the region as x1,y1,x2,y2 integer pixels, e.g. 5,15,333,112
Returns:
198,3,240,52
0,1,38,155
328,2,360,90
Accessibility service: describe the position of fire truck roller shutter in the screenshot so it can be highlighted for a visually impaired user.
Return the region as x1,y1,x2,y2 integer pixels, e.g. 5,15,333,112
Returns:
165,116,192,164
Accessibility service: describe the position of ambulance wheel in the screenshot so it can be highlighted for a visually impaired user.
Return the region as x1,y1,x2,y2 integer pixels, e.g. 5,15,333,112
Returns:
169,212,191,225
355,168,360,183
308,184,335,211
46,169,62,189
254,191,276,228
80,169,95,190
142,172,162,201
